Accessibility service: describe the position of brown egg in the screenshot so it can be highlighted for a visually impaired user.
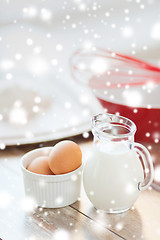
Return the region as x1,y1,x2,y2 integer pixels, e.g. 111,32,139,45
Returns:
27,156,54,175
49,140,82,175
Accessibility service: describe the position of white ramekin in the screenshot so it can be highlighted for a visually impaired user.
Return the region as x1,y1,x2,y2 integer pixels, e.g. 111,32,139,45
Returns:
21,147,82,208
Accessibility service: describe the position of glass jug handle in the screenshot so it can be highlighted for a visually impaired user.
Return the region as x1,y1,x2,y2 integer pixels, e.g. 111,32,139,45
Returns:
133,142,154,191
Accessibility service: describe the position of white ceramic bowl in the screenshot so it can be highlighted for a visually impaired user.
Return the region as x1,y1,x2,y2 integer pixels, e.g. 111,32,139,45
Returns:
21,147,82,208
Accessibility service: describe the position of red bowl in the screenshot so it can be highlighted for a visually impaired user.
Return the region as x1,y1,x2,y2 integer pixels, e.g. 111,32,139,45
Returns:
98,97,160,143
70,48,160,143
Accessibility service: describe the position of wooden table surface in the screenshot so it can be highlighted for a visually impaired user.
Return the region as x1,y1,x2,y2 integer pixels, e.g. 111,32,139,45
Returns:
0,135,160,240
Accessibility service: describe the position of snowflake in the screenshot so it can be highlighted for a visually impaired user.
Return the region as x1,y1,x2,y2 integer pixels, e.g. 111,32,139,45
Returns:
133,109,138,113
82,40,93,50
122,26,134,38
82,108,90,116
94,33,101,39
55,196,63,205
65,101,71,109
6,73,12,80
106,81,111,86
46,33,52,38
32,106,39,113
56,44,63,51
146,132,150,137
155,138,159,143
111,23,116,28
58,67,63,72
51,59,58,66
110,95,114,100
124,9,129,14
9,106,27,125
21,196,36,213
39,207,43,212
33,46,41,54
131,43,136,48
23,6,38,18
71,174,78,181
66,15,71,20
122,90,142,107
143,45,148,50
125,183,136,195
90,58,109,74
105,12,110,17
79,3,87,11
72,24,77,28
53,230,70,240
34,96,41,103
90,191,94,196
0,143,6,150
79,94,90,104
26,38,34,46
1,59,15,70
83,132,89,138
28,57,48,75
15,53,22,60
38,222,43,227
25,131,34,139
84,29,88,34
41,8,52,21
44,211,48,216
115,222,124,231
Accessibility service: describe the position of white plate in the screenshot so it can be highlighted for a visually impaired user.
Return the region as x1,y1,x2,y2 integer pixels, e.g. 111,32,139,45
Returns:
0,24,102,145
0,77,102,146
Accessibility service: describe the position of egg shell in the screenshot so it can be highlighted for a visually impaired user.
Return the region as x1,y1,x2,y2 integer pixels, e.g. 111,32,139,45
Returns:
49,140,82,175
27,156,54,175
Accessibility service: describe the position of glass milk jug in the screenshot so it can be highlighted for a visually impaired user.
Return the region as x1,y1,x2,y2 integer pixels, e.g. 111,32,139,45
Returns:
83,113,154,213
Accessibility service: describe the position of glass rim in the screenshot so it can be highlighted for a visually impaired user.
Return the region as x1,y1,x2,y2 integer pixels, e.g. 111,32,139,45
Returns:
91,113,137,139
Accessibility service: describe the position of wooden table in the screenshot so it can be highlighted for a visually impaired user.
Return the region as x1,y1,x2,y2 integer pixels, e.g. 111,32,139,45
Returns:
0,135,160,240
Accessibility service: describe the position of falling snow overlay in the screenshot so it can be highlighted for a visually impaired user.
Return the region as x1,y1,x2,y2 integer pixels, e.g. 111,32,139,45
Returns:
0,0,160,239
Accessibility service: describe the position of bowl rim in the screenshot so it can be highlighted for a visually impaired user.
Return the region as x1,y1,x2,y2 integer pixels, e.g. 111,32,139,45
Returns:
96,92,160,109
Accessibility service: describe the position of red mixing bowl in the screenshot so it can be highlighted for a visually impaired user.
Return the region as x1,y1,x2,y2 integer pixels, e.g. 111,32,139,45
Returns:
71,47,160,143
97,98,160,143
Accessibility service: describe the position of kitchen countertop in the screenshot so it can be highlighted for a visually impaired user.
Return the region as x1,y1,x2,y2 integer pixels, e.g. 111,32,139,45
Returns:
0,135,160,240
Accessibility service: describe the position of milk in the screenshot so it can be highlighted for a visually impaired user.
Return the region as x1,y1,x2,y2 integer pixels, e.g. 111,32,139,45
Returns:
83,142,144,212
